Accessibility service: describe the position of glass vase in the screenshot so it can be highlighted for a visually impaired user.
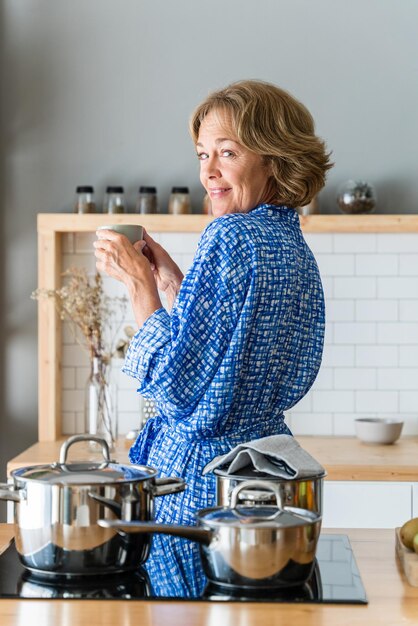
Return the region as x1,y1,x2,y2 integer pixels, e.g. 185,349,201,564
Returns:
85,356,118,450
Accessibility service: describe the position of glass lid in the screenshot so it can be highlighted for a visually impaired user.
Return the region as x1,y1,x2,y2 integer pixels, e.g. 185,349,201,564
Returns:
13,462,157,485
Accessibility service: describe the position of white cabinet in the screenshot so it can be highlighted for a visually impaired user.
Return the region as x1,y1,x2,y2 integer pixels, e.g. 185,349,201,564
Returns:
323,481,413,528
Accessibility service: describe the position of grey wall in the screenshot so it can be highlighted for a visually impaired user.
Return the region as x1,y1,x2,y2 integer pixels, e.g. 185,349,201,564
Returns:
1,0,417,518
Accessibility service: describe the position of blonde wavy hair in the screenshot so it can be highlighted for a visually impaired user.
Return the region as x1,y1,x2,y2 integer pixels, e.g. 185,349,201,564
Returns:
190,80,333,208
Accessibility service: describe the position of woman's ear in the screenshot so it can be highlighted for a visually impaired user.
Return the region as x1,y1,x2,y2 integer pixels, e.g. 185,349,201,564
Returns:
263,155,275,176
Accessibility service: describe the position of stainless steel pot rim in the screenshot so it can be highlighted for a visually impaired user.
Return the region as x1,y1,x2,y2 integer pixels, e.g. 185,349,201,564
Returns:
213,468,327,481
196,504,322,529
11,462,159,486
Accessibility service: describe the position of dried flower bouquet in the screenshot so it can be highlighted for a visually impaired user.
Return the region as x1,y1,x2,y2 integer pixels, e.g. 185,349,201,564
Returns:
32,268,135,447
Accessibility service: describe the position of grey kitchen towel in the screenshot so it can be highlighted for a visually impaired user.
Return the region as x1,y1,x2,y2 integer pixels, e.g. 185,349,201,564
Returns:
202,435,325,479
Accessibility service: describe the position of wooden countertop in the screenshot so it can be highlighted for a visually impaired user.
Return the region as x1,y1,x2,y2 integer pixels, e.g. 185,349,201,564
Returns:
0,525,417,625
7,436,418,481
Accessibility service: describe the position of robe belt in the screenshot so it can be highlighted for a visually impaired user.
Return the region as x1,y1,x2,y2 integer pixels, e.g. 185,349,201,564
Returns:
129,412,289,464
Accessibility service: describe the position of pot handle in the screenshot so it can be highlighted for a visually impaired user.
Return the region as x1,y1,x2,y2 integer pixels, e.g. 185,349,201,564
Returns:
88,492,122,517
230,480,283,509
150,477,186,497
59,435,111,464
97,519,212,546
0,483,21,503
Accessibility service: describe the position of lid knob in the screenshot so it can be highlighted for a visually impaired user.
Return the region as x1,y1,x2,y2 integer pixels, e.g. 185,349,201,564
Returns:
230,480,283,509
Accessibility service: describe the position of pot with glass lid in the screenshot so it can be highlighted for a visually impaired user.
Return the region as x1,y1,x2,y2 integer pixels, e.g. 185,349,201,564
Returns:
99,480,322,589
0,435,185,576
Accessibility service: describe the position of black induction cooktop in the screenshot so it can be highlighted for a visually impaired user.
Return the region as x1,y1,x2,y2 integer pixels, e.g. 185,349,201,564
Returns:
0,534,367,603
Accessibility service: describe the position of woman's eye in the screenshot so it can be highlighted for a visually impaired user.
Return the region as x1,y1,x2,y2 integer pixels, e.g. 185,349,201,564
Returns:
222,150,234,157
197,152,208,160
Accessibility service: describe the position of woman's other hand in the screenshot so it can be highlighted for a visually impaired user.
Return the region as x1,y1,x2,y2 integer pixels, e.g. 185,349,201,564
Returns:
139,230,184,307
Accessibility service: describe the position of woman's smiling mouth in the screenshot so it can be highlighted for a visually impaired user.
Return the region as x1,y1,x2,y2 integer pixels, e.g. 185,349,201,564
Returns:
209,187,232,197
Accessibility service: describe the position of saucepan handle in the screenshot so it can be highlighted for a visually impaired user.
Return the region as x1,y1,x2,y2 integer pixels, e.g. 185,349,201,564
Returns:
88,492,122,517
98,519,212,546
150,477,186,497
0,483,21,503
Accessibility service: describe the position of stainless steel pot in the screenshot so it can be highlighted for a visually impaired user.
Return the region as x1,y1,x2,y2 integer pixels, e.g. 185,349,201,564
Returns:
0,435,185,577
99,480,322,589
214,467,326,513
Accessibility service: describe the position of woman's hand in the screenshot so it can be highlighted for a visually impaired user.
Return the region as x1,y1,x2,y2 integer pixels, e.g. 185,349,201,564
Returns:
139,230,184,307
94,229,162,327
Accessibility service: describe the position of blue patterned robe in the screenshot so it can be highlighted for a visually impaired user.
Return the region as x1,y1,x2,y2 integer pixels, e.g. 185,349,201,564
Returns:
123,204,325,593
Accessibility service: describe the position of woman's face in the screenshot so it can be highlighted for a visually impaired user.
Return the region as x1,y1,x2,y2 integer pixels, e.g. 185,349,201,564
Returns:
196,109,271,217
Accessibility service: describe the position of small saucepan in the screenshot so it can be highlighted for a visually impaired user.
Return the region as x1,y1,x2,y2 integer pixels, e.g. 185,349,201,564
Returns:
214,466,326,513
99,480,322,589
0,435,185,577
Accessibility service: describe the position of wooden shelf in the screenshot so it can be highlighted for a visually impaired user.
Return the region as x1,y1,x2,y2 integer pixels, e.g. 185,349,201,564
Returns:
36,212,418,441
38,213,213,233
298,214,418,233
38,213,418,234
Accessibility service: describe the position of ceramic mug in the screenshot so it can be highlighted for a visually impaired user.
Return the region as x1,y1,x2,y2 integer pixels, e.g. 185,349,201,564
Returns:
97,224,143,244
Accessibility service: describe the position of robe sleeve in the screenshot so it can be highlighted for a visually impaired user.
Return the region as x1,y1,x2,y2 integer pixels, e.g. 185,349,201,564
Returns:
122,216,251,420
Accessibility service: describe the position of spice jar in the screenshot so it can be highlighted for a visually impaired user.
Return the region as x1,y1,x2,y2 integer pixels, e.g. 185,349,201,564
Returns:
168,186,191,215
103,186,126,214
136,186,158,214
74,186,96,214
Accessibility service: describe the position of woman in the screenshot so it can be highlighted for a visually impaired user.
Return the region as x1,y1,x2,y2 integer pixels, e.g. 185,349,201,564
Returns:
94,79,331,540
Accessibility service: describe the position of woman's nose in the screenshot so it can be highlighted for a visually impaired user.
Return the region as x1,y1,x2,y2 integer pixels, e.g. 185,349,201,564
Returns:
203,155,221,178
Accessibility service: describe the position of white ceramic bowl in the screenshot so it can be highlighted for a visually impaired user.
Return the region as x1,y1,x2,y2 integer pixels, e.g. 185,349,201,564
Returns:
354,418,404,445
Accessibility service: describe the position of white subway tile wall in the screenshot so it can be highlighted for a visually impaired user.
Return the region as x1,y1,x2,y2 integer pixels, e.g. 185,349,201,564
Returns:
61,231,418,437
